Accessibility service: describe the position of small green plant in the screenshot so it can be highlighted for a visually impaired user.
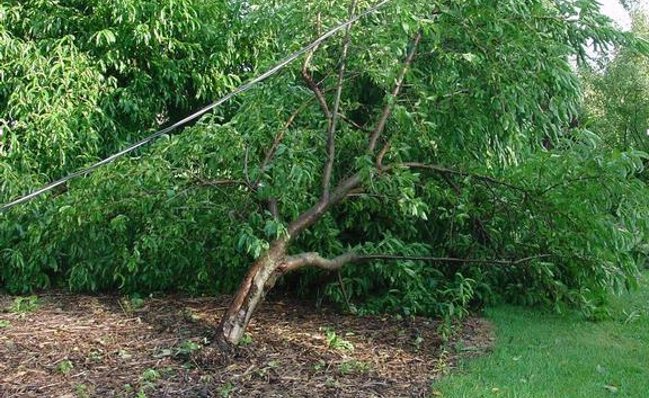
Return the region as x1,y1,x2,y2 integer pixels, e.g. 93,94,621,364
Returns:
199,374,214,383
238,332,253,346
254,359,281,378
413,335,424,350
9,296,39,314
75,383,89,398
141,368,160,382
130,296,146,310
0,320,10,328
88,350,103,362
176,340,201,356
57,359,74,375
313,359,327,372
338,360,370,375
324,328,354,352
118,349,133,360
182,308,201,322
621,309,641,325
218,382,234,398
119,295,145,313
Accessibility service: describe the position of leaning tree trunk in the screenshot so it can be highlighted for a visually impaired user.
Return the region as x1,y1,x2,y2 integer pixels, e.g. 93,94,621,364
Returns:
217,181,359,346
218,240,288,344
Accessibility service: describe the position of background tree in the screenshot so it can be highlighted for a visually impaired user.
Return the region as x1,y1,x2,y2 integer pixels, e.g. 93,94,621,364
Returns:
582,11,649,153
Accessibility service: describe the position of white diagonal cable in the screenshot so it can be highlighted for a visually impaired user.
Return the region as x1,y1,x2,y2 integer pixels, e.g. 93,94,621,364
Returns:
0,0,391,213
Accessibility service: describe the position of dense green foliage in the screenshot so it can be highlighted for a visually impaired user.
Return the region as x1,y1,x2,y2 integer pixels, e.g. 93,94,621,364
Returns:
1,0,648,325
583,11,649,154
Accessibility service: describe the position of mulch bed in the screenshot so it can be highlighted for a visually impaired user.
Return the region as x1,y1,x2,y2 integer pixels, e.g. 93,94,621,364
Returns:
0,292,493,398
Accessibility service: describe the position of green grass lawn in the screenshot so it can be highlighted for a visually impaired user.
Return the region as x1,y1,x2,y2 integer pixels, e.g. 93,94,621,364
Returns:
433,272,649,398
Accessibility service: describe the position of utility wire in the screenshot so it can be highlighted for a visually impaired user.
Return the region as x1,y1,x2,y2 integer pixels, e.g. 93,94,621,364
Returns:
0,0,391,214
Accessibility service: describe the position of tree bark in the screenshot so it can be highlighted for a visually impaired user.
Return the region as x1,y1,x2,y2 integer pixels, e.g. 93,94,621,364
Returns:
218,240,288,345
217,174,362,346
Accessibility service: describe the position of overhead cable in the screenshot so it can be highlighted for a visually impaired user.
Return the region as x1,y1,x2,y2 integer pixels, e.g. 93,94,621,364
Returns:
0,0,391,213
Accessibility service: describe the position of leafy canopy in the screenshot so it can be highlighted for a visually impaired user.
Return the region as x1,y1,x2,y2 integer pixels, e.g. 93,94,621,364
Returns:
1,0,647,323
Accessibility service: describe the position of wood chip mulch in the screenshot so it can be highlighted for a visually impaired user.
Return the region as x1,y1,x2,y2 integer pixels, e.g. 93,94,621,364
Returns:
0,292,493,398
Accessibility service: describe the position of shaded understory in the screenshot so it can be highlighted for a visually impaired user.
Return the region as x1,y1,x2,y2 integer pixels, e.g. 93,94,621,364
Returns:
0,293,492,398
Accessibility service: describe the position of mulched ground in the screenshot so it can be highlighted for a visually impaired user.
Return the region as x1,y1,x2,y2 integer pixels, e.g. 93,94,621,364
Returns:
0,292,493,398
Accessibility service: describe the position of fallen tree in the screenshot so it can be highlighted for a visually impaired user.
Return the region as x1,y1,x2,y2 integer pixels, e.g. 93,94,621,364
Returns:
1,0,648,347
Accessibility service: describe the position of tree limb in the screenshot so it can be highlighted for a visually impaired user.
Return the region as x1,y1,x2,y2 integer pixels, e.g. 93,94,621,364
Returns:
368,32,422,153
323,0,358,199
287,172,362,237
302,53,331,120
340,113,371,132
399,162,529,193
280,252,552,273
258,97,316,178
193,178,249,188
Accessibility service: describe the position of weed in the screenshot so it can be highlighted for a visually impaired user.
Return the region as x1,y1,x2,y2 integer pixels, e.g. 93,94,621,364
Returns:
130,296,145,309
176,340,202,356
313,359,327,372
338,359,370,375
324,328,354,352
218,382,234,398
199,374,214,383
182,308,201,322
9,296,39,314
88,350,103,362
160,367,176,377
141,368,160,382
75,383,89,398
118,349,133,360
238,332,253,346
0,320,10,328
255,359,281,378
621,309,641,325
119,295,145,313
413,335,424,350
57,359,74,375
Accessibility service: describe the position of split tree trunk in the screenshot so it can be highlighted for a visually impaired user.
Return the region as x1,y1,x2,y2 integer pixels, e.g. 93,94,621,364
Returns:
218,240,288,344
217,178,360,346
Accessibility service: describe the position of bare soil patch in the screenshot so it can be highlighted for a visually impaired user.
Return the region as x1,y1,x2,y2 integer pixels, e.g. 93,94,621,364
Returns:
0,292,492,397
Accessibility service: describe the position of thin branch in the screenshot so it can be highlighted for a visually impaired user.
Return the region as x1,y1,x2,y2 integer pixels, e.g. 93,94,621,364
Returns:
268,198,279,219
376,140,391,170
302,51,331,120
340,113,371,132
323,0,358,199
287,172,362,236
399,162,529,193
337,270,353,313
280,251,552,273
258,97,316,178
244,144,251,186
194,178,249,188
368,31,422,153
539,175,602,195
